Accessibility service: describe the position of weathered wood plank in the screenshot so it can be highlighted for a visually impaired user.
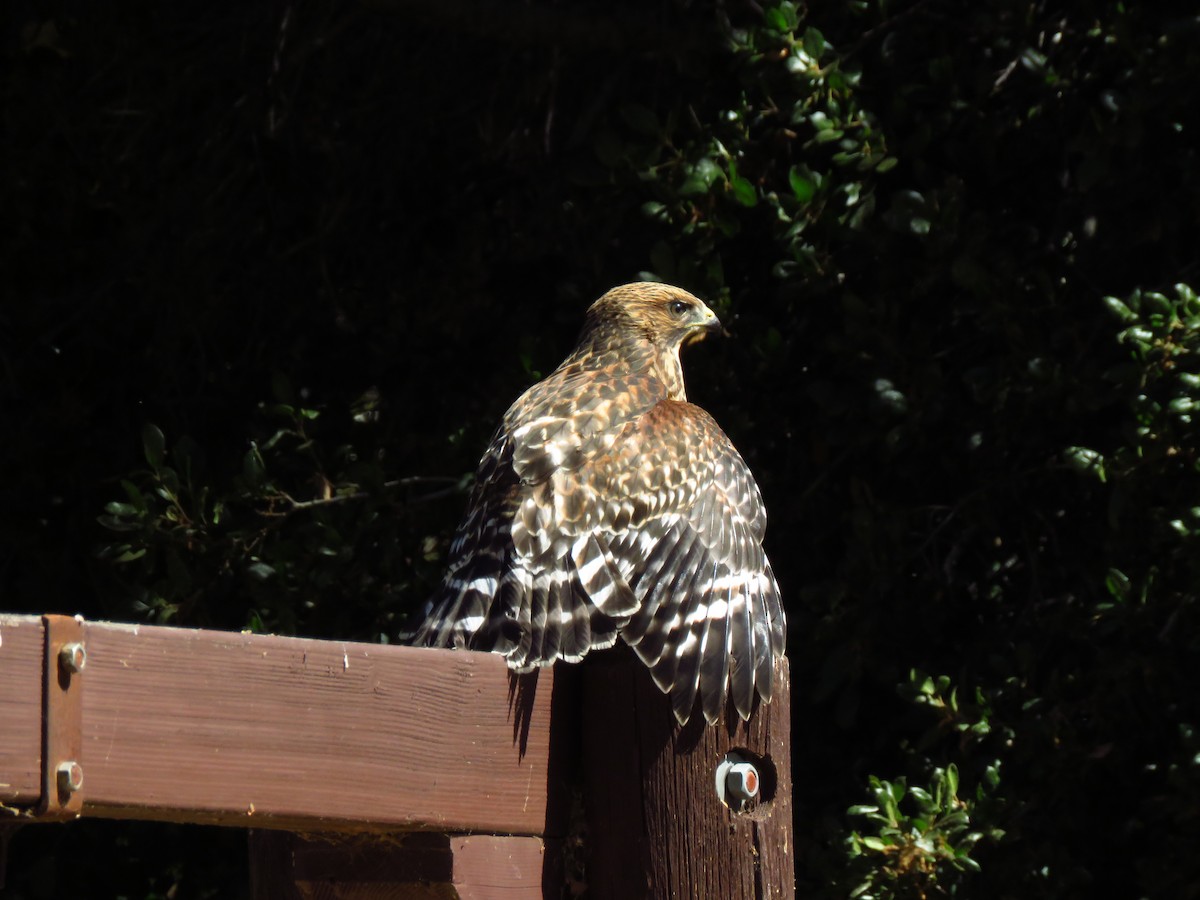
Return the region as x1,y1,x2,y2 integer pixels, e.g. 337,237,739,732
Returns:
249,831,559,899
0,615,563,836
582,649,794,899
0,615,43,805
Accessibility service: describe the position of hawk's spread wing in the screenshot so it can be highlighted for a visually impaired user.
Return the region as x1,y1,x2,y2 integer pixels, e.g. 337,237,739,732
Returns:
412,283,785,725
579,400,784,724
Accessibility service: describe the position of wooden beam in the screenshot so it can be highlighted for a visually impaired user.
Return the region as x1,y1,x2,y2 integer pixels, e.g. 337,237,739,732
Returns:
249,831,562,899
0,616,42,805
0,614,566,836
582,649,794,899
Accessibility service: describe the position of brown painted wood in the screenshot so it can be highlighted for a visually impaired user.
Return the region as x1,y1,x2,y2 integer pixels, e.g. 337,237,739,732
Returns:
0,615,43,806
0,615,564,836
80,621,559,834
582,649,794,899
249,831,559,899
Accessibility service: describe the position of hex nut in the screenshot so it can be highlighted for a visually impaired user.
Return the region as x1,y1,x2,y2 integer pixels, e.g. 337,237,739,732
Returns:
56,760,84,794
59,642,87,674
725,761,760,802
715,752,762,812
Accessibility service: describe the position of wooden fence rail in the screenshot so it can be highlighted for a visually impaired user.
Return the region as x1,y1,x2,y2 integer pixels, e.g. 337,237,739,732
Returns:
0,612,792,898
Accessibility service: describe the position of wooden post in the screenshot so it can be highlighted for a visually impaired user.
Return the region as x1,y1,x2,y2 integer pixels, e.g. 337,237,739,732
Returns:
582,649,794,899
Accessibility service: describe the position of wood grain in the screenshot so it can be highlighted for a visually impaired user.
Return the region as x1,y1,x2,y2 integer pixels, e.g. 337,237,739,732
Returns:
249,831,558,899
0,615,562,836
0,615,43,805
582,648,794,899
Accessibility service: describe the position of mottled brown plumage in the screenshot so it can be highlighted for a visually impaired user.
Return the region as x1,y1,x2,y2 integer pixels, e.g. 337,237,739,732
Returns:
412,283,785,724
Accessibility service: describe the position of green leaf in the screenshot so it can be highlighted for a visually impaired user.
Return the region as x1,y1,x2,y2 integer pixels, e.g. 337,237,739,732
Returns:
97,515,140,533
765,2,798,32
788,166,816,202
1103,295,1139,323
679,157,724,196
1063,446,1105,480
802,26,826,60
159,466,181,496
730,174,758,206
143,423,166,472
641,200,670,222
121,479,147,512
243,444,266,488
1105,568,1131,600
945,763,960,798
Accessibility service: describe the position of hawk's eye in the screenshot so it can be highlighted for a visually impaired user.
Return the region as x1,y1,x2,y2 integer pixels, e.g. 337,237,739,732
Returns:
668,300,691,317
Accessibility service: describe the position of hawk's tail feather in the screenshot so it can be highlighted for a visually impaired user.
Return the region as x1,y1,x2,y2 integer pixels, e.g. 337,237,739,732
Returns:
727,573,756,720
410,569,496,651
664,555,719,725
697,563,731,725
536,567,568,664
557,577,593,662
750,569,782,703
765,560,787,659
454,549,626,671
510,566,547,669
559,577,620,662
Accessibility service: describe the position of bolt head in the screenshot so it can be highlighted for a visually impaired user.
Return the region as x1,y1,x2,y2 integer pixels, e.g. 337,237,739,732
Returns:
56,760,84,794
59,642,87,673
725,762,760,802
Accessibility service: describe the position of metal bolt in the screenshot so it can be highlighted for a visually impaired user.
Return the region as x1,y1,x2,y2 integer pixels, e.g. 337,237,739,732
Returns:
725,762,760,803
59,642,87,673
56,760,84,794
715,753,762,811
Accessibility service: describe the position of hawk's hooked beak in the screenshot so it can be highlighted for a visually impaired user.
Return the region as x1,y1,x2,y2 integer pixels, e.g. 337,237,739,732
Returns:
684,307,723,346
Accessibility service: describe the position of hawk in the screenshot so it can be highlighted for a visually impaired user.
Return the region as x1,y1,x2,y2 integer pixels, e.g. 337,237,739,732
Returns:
413,283,785,725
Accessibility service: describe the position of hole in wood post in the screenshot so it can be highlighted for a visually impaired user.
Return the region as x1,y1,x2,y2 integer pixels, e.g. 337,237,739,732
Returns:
715,748,778,814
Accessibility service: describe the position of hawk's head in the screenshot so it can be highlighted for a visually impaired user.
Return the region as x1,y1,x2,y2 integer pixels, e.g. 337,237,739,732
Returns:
584,282,722,352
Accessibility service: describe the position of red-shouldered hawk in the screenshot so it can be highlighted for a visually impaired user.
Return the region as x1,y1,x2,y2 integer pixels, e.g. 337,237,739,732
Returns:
413,283,785,725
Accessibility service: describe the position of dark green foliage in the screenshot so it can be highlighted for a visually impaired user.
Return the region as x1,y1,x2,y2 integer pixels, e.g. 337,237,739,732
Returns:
4,1,1199,897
